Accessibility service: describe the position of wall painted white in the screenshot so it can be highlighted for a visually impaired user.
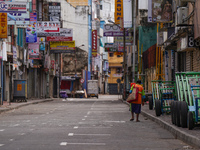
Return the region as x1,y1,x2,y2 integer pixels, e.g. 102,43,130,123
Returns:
47,0,89,52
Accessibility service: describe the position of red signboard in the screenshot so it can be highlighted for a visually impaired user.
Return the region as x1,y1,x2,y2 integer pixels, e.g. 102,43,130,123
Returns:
92,30,97,57
47,36,72,41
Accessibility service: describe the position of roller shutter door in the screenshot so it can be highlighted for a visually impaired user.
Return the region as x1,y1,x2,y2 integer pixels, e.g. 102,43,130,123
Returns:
193,50,200,71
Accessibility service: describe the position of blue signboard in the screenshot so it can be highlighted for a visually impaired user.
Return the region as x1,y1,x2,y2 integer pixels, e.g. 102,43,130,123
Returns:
26,13,37,43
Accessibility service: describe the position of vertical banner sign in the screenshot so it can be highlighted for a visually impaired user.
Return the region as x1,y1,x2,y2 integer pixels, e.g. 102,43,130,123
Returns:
92,30,97,57
28,37,40,59
123,0,132,28
48,2,61,21
115,0,123,24
13,46,18,69
26,13,37,43
0,13,7,38
39,37,45,51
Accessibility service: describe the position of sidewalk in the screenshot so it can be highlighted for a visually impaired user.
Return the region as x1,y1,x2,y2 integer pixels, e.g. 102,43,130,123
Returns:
0,98,53,114
122,100,200,149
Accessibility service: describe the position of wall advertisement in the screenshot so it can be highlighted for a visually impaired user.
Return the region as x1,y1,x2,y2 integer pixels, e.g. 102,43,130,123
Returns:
26,13,37,43
50,41,75,53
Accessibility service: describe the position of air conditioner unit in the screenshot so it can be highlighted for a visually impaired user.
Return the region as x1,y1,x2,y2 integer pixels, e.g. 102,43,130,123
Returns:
176,7,188,26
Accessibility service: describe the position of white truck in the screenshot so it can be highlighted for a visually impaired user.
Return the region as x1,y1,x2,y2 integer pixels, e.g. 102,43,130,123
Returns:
87,80,99,98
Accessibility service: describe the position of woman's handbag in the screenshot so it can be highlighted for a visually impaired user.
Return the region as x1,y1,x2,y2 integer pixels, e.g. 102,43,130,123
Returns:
126,85,139,103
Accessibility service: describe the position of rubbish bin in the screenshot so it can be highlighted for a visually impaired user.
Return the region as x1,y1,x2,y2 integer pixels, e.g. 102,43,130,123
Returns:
13,80,27,102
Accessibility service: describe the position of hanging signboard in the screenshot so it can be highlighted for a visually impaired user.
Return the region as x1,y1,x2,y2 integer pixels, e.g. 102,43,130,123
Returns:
0,13,7,38
103,24,128,37
48,2,61,21
115,0,123,24
0,2,27,13
46,36,72,42
148,0,172,23
39,37,45,51
114,37,133,45
26,13,37,43
104,43,118,52
8,3,30,25
37,21,60,34
13,46,17,68
37,28,72,37
50,41,75,53
123,0,132,28
28,38,40,59
92,30,97,57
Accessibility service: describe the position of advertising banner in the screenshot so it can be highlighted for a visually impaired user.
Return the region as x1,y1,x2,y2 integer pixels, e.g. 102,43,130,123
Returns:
37,21,60,34
114,37,133,45
103,24,128,37
8,3,30,25
148,0,172,23
26,13,37,43
13,46,17,69
28,38,40,59
39,37,45,51
104,43,117,52
0,2,27,13
48,2,61,21
92,30,97,57
37,28,72,37
50,41,75,53
0,13,7,38
46,36,72,42
115,0,123,24
123,0,132,28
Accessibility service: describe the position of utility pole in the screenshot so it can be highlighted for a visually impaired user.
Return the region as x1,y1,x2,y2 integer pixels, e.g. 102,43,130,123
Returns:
132,0,136,83
123,28,126,100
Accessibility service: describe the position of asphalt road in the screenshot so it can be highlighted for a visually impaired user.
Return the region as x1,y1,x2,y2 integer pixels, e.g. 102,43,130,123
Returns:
0,95,195,150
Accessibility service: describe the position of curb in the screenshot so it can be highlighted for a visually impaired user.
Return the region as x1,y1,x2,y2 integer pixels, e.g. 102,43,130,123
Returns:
120,99,200,149
0,99,53,114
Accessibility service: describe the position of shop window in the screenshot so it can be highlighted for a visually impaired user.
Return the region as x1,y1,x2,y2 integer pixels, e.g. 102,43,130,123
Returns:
116,68,121,73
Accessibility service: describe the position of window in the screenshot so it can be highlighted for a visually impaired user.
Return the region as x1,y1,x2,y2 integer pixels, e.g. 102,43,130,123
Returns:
116,68,121,73
108,68,111,74
117,55,121,57
109,53,114,57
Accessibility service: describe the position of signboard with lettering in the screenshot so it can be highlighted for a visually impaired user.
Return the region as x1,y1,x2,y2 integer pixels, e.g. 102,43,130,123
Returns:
48,2,61,21
37,21,60,34
103,24,128,37
0,13,7,38
0,2,27,13
50,41,75,53
26,13,37,43
37,28,72,37
92,30,97,57
28,38,40,59
115,0,123,24
47,36,72,41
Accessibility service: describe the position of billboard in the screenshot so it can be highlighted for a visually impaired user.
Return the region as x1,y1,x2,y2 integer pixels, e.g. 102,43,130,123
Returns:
28,38,40,59
8,3,30,25
37,28,72,37
0,2,27,13
0,13,7,38
148,0,172,23
26,13,37,43
37,21,60,34
115,0,123,24
50,41,75,53
92,30,97,57
104,43,117,52
103,24,129,37
48,2,61,21
123,0,132,28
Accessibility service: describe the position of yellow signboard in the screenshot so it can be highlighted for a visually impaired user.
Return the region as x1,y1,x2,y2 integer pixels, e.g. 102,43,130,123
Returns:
50,41,75,53
0,13,7,38
115,0,123,24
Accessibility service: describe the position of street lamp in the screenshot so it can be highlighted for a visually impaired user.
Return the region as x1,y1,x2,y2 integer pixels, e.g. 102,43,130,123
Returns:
108,19,126,100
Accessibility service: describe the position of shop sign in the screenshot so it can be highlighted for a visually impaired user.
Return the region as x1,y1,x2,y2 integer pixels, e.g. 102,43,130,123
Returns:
113,73,123,77
0,13,7,38
8,3,30,25
103,24,128,37
26,13,37,43
13,46,17,68
92,30,97,57
0,2,27,13
115,0,123,24
46,36,72,41
37,28,72,37
50,41,75,53
39,37,45,51
37,21,60,33
114,37,133,45
104,43,117,52
48,2,61,21
28,38,39,59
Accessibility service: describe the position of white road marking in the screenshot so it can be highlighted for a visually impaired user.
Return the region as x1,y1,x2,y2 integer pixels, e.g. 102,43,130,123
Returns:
84,116,87,118
60,142,67,146
68,133,110,136
104,121,125,123
61,142,106,146
9,139,14,141
75,126,111,129
0,129,5,131
0,144,4,146
82,119,85,121
87,111,91,115
20,133,25,135
13,124,20,127
24,120,30,122
74,126,78,129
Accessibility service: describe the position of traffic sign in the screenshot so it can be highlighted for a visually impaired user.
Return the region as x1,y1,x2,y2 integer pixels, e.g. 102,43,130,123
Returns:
80,78,85,84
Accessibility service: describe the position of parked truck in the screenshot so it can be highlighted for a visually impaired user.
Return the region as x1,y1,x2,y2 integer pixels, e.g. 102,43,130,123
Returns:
87,80,99,98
